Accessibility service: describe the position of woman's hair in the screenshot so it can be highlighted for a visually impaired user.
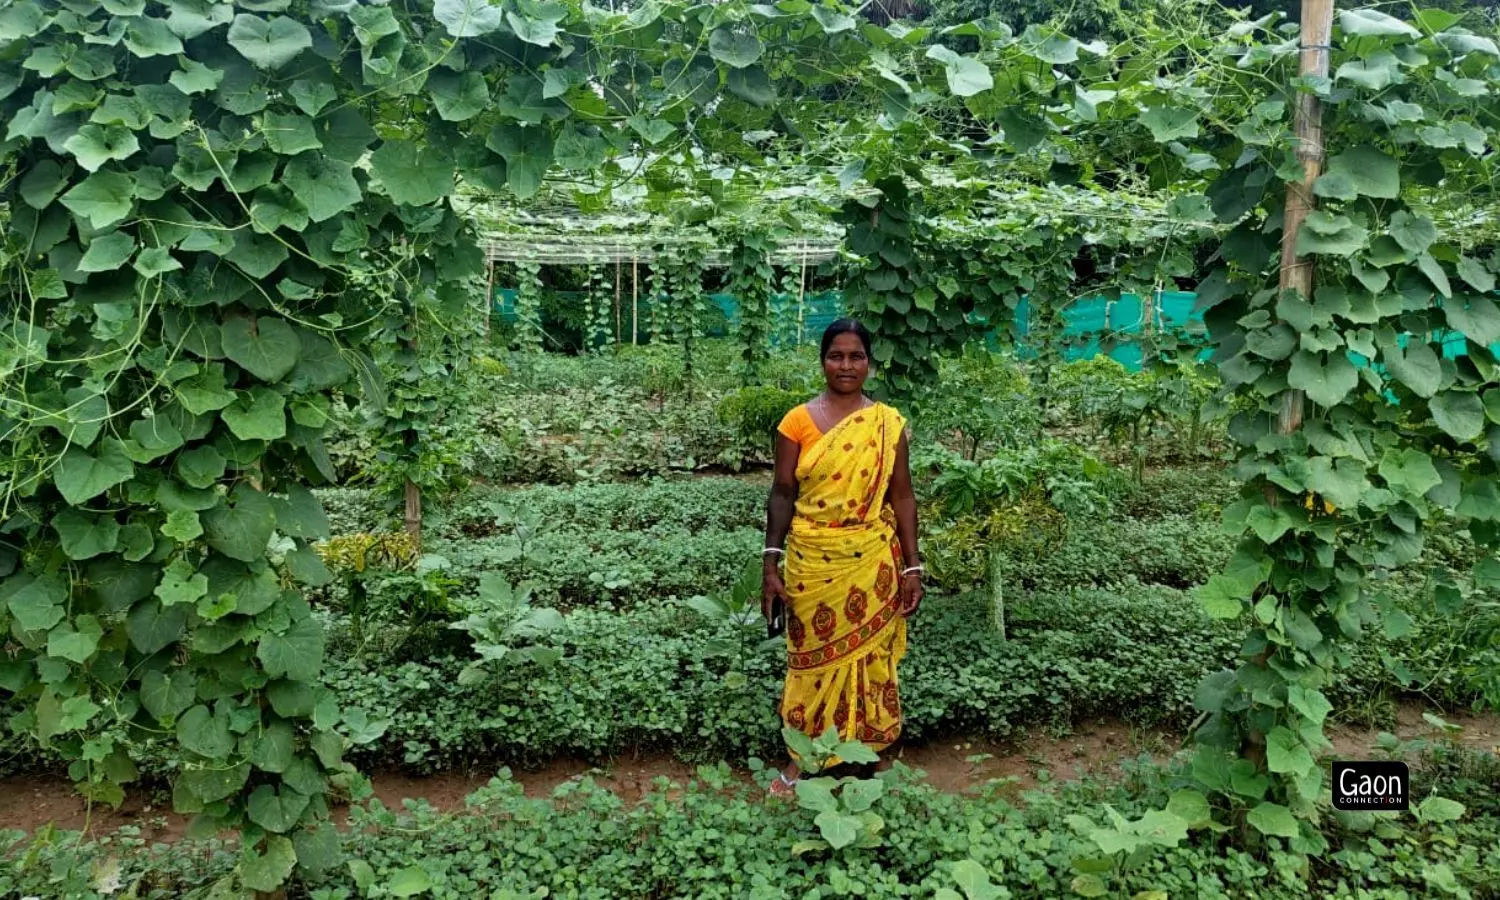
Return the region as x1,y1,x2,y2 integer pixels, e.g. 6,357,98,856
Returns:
820,318,874,360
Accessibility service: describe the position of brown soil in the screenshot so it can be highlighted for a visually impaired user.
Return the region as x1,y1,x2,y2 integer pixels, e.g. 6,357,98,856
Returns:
3,701,1495,842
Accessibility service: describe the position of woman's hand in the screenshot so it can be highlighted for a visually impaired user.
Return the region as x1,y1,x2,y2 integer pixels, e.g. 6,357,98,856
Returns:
898,573,924,617
763,563,791,624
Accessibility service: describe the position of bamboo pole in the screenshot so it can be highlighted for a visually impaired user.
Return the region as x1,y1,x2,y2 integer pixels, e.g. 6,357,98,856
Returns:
483,258,494,340
614,248,622,348
1274,0,1334,441
1243,0,1334,773
632,254,639,344
797,242,808,347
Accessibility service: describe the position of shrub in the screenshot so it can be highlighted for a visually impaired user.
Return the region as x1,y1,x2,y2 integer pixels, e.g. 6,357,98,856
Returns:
716,385,806,462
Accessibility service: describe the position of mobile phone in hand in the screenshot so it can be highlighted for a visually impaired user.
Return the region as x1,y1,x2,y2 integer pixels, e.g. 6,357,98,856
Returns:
767,597,785,639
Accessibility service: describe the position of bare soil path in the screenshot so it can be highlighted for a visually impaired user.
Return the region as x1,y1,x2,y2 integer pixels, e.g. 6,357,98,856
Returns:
3,701,1495,843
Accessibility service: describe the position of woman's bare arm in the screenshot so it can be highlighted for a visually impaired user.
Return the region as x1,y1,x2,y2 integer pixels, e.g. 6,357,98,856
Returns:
889,431,925,616
889,431,920,567
763,434,800,618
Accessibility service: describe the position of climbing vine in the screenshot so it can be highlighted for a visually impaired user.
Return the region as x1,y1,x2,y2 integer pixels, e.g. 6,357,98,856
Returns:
0,0,901,891
722,227,777,384
512,255,545,353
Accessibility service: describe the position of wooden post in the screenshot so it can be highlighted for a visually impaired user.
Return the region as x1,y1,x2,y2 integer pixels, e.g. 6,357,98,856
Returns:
797,242,808,347
1274,0,1334,442
614,248,622,348
632,253,639,344
404,479,421,551
1243,0,1334,772
483,257,494,340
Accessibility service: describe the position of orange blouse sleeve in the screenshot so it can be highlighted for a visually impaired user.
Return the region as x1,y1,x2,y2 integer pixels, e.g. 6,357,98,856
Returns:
777,405,819,449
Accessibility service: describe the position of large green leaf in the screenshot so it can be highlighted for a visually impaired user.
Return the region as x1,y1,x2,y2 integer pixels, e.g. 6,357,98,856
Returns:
1138,106,1199,143
227,14,311,69
125,16,184,56
291,823,343,876
507,2,564,46
370,140,454,206
810,4,855,33
1247,802,1299,838
202,485,276,562
176,445,227,488
141,669,197,721
177,762,249,804
221,386,287,441
170,58,224,94
1379,448,1442,498
202,557,280,616
226,230,289,278
54,441,136,504
271,485,330,539
6,574,67,632
47,616,102,663
1389,211,1437,255
1418,254,1452,299
54,509,120,560
433,0,503,36
1323,146,1398,199
926,45,992,97
1340,8,1419,37
1336,54,1399,91
1287,685,1333,726
727,66,775,107
1296,212,1368,257
263,112,322,155
1430,391,1485,441
280,154,360,223
429,70,489,121
1265,726,1315,775
258,616,324,681
78,232,139,272
1303,456,1368,510
241,835,297,892
1456,256,1496,294
486,124,553,199
126,598,188,654
1381,337,1441,398
247,783,310,832
709,28,763,68
1287,351,1358,408
154,558,208,606
250,721,296,773
165,1,233,38
63,124,141,172
60,170,135,229
222,316,300,382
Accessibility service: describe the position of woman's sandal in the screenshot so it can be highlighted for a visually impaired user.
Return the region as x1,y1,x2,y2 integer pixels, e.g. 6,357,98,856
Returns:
768,773,798,797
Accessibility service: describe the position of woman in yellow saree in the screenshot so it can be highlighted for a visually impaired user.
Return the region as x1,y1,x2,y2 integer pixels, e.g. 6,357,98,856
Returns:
762,319,924,795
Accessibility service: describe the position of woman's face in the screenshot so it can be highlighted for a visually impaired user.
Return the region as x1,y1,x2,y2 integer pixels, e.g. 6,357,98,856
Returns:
822,332,870,395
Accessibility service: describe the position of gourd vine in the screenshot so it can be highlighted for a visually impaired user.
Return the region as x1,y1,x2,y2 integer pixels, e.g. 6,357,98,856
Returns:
512,254,545,353
722,226,776,385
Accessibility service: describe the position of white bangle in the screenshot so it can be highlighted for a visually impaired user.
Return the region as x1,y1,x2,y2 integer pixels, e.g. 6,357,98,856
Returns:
763,548,785,556
901,565,924,577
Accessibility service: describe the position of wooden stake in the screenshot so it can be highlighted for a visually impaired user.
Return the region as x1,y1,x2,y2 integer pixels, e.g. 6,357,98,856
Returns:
1243,0,1334,774
632,253,639,344
404,478,422,551
797,242,808,347
484,258,494,340
614,248,622,348
1274,0,1334,442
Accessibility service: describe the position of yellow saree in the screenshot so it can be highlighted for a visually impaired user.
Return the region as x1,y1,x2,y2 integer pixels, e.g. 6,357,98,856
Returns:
779,402,908,754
